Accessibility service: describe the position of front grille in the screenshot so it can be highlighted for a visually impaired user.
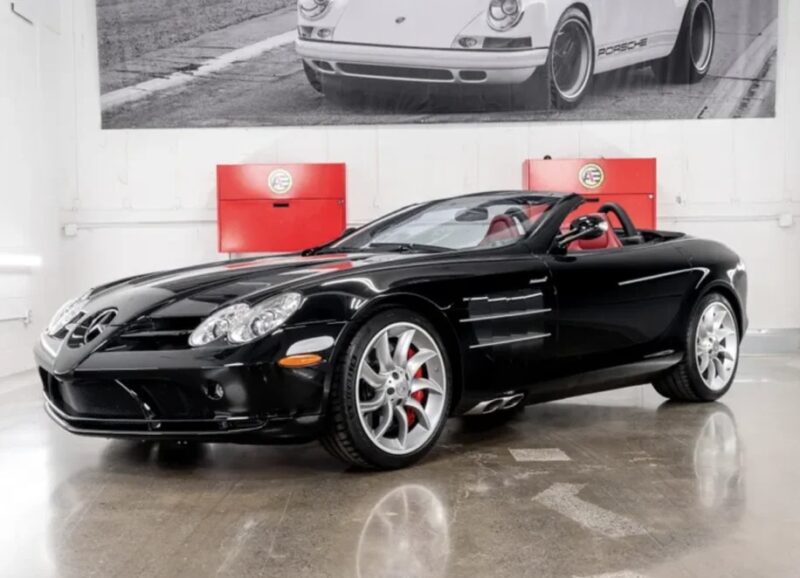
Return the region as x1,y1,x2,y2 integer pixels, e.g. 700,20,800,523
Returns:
102,316,200,351
40,370,266,435
41,370,143,419
125,379,204,419
338,63,454,81
41,371,214,421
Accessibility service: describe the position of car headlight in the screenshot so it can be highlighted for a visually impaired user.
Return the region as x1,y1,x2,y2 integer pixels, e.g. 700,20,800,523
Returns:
299,0,332,21
46,292,91,337
188,303,252,347
188,293,303,347
488,0,523,31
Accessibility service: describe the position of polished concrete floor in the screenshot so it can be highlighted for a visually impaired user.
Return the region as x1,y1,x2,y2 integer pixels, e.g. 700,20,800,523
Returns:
2,355,800,578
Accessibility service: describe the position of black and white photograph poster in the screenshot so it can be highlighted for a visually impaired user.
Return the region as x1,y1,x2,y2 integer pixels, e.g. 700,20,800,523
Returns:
97,0,779,128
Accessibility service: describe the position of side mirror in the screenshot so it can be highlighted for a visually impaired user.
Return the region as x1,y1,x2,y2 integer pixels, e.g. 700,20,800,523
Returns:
555,215,608,249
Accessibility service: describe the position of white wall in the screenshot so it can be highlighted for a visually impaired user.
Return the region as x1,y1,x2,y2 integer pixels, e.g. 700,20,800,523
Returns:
0,3,65,376
52,0,800,334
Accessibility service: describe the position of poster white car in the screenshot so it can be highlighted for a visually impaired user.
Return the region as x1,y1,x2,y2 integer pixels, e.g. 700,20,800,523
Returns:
297,0,715,109
95,0,778,128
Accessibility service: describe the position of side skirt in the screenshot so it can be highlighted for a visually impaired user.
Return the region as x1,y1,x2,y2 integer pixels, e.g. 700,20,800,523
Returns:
523,353,684,405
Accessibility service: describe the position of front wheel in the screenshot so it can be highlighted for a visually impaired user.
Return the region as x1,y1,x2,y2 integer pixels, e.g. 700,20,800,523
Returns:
523,7,595,110
321,309,452,469
653,293,740,402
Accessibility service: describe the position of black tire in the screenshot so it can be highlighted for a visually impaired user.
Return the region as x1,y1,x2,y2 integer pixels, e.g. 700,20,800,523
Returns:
303,60,323,93
654,292,740,402
320,308,453,470
652,0,715,84
524,7,595,110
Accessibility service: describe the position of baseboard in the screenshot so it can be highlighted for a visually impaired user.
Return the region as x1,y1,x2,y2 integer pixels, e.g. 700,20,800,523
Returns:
742,329,800,355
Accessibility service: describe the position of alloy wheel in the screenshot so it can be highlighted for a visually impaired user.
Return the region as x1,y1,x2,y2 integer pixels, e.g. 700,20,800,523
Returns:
695,301,738,391
551,18,593,101
355,322,447,455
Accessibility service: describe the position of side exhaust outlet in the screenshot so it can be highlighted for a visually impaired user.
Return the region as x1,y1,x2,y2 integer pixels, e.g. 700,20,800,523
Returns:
464,393,525,415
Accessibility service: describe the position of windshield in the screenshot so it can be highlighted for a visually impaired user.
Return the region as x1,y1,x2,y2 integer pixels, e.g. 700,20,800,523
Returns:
328,194,558,253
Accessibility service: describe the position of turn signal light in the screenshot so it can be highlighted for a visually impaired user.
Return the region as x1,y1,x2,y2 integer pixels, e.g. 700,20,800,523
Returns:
278,354,324,368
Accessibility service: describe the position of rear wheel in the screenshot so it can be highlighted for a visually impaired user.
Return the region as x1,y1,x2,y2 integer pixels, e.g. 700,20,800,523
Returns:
652,0,715,83
524,7,595,110
321,309,452,469
654,293,740,402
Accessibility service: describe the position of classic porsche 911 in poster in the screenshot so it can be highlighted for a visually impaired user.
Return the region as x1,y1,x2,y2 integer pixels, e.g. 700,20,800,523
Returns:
96,0,778,128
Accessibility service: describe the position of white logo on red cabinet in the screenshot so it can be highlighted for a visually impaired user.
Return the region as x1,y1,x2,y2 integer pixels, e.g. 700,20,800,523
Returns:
579,163,605,190
268,169,294,195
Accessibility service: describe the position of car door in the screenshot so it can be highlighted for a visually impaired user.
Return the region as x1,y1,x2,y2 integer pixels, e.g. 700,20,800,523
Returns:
592,0,678,73
592,0,645,72
454,252,558,399
545,242,697,376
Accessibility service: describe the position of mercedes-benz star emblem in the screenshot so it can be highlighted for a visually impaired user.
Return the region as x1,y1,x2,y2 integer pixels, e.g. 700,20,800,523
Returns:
84,309,117,344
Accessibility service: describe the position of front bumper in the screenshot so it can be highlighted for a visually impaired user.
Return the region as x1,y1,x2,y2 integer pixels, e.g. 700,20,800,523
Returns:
296,39,548,85
36,322,345,443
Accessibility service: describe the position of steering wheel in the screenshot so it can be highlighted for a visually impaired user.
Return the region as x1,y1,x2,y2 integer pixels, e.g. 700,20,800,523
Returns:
598,203,639,239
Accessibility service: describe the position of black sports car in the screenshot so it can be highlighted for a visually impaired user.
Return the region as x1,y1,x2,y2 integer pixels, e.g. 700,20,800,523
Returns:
36,191,747,469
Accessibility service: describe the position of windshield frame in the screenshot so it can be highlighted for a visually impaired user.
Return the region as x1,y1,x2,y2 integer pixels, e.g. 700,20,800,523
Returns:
321,192,573,255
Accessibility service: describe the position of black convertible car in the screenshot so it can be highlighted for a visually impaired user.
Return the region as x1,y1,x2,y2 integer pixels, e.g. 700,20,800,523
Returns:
36,191,747,469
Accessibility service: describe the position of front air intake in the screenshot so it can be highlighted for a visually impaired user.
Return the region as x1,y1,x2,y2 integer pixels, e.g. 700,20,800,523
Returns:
338,63,454,82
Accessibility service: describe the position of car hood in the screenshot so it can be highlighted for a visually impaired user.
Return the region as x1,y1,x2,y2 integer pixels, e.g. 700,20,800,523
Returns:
334,0,487,48
80,252,417,327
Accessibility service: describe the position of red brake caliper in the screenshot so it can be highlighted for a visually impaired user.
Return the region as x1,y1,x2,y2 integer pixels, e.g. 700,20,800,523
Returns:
406,346,427,428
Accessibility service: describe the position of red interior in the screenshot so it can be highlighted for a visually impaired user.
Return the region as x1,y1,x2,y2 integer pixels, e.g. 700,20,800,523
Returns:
479,214,520,246
561,213,623,252
479,209,622,252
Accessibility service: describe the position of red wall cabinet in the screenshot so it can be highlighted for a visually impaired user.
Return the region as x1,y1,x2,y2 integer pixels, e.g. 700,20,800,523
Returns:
217,163,346,253
523,158,657,229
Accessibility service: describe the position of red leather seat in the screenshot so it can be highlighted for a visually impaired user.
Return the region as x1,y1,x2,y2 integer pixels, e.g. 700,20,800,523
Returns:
480,214,520,246
571,213,623,251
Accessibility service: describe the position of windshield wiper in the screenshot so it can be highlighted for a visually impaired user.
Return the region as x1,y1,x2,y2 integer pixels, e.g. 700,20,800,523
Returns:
365,242,449,253
307,245,365,255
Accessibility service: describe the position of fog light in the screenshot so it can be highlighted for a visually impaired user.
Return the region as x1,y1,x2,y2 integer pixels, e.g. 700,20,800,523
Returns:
316,28,333,39
205,383,224,400
458,36,480,48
